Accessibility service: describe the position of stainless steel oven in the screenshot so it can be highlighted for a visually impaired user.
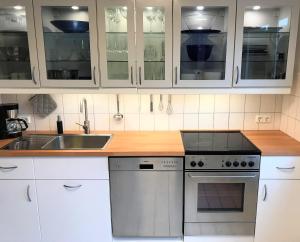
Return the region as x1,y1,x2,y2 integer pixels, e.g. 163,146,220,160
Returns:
184,154,260,236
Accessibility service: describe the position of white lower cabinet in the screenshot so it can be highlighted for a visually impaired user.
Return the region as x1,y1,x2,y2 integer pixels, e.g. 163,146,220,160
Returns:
255,180,300,242
255,156,300,242
0,180,41,242
36,179,112,242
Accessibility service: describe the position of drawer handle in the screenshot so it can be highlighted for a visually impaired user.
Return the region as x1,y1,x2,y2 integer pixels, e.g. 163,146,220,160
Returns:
63,184,82,190
27,185,32,202
263,184,267,202
276,166,295,170
0,166,18,171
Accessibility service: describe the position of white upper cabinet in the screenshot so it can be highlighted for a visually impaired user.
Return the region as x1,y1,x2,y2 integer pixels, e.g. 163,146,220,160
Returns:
99,0,172,88
33,0,100,88
98,0,136,88
136,0,173,88
234,0,300,87
173,0,236,87
0,0,40,88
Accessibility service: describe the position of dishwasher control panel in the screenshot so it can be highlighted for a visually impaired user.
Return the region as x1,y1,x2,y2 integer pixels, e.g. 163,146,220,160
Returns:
109,157,183,171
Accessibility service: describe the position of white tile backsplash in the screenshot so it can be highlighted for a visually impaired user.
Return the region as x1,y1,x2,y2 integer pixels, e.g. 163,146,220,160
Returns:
169,114,184,130
1,93,282,132
199,95,215,113
229,113,244,130
260,95,276,113
140,113,155,131
230,95,245,113
245,95,261,112
198,114,214,130
63,94,79,114
184,95,199,113
184,114,198,130
94,114,110,130
214,94,229,113
214,113,229,130
93,94,109,114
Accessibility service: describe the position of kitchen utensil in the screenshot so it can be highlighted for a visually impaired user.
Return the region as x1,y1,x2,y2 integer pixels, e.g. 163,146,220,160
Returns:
113,94,124,120
166,94,173,115
186,44,213,61
51,20,89,33
158,94,164,111
150,94,154,113
29,94,57,118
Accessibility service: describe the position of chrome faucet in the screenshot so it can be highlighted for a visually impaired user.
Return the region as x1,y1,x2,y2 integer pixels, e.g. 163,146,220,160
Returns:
77,98,90,134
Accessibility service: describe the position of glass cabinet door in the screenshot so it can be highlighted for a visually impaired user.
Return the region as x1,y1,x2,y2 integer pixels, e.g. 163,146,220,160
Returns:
33,0,99,88
0,0,39,87
98,0,135,88
136,0,173,88
173,0,236,87
234,0,300,87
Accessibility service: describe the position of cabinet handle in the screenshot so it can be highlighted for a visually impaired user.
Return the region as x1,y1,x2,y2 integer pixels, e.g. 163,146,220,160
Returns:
0,165,18,171
139,66,142,85
63,184,82,190
263,184,267,202
27,185,32,202
32,66,37,85
175,66,178,85
130,66,133,85
276,166,295,170
93,66,96,85
235,66,240,84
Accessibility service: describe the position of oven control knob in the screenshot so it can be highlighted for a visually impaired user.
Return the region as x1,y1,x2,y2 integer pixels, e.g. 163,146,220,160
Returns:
225,161,232,167
241,161,247,167
233,161,239,167
248,161,255,167
190,161,196,167
198,161,204,167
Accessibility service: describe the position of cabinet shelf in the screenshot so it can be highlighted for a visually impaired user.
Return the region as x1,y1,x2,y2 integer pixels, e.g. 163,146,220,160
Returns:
106,32,128,34
0,31,27,35
107,60,128,62
242,60,287,63
180,60,226,63
0,60,30,63
46,60,90,62
144,60,165,62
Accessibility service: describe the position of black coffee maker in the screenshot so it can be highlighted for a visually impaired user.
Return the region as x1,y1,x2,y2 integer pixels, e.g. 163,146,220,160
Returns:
0,103,28,139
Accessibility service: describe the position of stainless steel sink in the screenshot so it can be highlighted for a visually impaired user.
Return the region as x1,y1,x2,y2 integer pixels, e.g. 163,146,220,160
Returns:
42,134,112,150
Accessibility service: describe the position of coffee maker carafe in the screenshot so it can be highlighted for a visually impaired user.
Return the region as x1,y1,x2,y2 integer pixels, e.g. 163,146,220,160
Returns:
0,103,28,139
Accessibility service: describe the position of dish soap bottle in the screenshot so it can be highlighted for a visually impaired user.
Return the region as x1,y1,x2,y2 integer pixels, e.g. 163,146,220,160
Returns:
56,115,63,134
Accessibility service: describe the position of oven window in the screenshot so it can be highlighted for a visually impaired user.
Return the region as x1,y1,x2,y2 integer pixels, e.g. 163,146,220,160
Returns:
197,183,245,212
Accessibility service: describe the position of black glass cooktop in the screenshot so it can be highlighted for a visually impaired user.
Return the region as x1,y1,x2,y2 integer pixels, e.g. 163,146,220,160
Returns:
181,131,261,155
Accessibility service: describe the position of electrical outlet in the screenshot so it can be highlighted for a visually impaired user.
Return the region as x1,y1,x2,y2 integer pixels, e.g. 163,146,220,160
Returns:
18,115,31,124
255,115,272,124
255,115,264,123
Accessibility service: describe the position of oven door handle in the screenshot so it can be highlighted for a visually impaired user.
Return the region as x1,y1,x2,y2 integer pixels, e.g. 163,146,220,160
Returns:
188,174,257,179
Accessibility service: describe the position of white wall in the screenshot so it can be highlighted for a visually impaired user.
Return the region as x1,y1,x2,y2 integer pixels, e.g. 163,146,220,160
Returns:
280,17,300,140
1,93,282,132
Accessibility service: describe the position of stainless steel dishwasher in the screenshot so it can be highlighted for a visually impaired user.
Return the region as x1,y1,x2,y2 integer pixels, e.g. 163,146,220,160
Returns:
109,157,183,237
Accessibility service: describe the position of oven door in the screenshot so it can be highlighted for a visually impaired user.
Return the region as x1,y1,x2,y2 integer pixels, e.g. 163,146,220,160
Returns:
185,171,259,223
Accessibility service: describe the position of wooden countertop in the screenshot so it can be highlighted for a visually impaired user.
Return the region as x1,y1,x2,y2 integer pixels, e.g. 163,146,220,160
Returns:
0,130,299,157
0,131,184,157
243,130,300,156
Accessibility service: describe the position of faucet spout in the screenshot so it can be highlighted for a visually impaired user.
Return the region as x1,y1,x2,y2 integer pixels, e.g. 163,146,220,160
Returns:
78,98,90,134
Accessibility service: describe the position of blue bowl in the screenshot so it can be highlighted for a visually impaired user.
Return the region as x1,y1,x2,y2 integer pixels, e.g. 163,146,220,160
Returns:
51,20,89,33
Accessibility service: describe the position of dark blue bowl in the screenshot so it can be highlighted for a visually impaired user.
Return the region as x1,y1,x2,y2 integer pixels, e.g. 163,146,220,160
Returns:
51,20,89,33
